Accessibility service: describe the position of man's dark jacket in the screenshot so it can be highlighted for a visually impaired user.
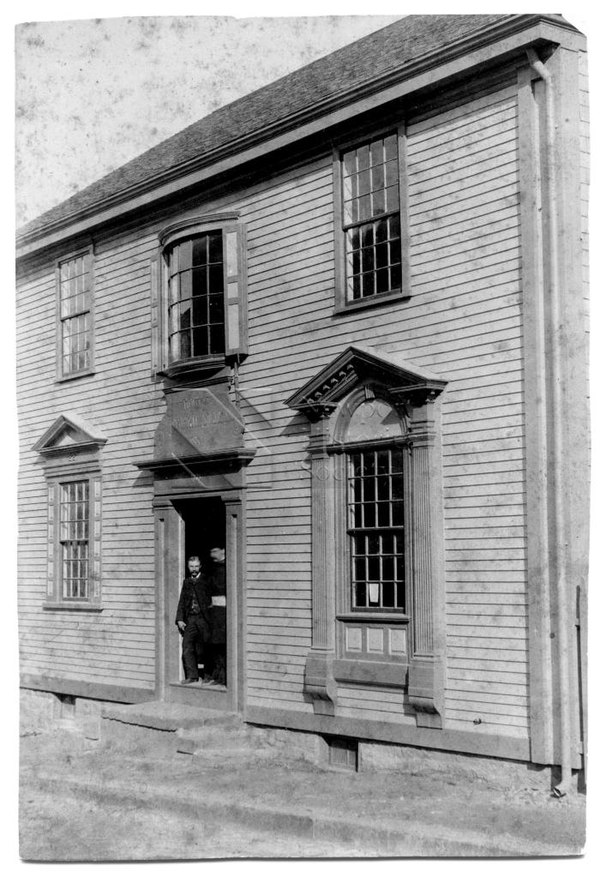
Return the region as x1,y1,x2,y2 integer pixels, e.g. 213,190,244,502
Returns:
175,573,211,627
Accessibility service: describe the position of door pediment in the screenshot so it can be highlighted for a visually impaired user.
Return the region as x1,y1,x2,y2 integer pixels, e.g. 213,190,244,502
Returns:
138,385,254,476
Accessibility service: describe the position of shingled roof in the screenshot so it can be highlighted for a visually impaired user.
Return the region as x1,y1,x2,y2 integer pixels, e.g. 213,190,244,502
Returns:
18,13,567,241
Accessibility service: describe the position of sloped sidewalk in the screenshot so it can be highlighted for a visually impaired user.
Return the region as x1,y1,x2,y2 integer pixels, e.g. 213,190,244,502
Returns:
19,701,586,860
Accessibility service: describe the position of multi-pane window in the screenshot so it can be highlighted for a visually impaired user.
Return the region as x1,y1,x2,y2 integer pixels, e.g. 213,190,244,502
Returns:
59,481,90,600
341,133,402,302
166,232,225,362
58,254,92,376
348,448,405,611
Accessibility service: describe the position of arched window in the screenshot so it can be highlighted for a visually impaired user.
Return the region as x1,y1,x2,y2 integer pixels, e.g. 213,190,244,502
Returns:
287,344,447,727
151,214,247,380
337,395,409,615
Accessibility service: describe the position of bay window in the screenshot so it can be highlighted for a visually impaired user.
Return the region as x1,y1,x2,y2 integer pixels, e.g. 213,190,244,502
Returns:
152,214,247,379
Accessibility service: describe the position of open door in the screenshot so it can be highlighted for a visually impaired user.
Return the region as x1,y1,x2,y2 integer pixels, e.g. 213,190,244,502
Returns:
155,492,243,712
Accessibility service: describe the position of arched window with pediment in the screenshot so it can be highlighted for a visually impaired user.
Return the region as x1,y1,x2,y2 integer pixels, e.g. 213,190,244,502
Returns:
287,345,447,728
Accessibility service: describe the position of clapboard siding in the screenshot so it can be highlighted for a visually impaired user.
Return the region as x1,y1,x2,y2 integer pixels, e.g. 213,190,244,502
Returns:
17,225,162,690
237,77,529,730
17,66,534,740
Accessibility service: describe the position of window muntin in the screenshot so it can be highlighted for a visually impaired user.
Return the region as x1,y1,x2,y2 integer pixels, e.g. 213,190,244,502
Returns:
342,134,401,302
348,448,405,611
59,254,92,375
59,480,90,600
166,232,225,362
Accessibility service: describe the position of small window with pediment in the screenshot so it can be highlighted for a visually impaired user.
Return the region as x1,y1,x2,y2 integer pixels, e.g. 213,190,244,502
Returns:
33,414,105,611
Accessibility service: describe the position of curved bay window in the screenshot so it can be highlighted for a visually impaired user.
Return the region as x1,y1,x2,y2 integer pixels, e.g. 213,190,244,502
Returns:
167,232,225,361
348,447,405,612
152,214,247,379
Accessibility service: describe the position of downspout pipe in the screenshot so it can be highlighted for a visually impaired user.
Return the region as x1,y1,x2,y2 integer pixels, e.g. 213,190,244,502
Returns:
526,48,572,795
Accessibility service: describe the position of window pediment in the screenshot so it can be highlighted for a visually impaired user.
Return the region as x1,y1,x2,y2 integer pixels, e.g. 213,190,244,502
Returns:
33,413,107,458
286,343,447,419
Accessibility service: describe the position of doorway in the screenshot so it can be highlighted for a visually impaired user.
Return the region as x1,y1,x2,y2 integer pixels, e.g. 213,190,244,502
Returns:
157,491,244,712
177,496,226,575
175,497,226,687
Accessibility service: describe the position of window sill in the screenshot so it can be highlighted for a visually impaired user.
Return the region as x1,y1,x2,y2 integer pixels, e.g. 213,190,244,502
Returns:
333,289,410,316
56,369,96,384
332,658,408,688
337,612,409,624
42,602,103,612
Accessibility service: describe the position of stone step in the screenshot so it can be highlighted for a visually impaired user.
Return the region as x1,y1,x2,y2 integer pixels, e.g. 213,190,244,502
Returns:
100,700,244,754
175,723,269,756
177,740,276,761
101,700,240,732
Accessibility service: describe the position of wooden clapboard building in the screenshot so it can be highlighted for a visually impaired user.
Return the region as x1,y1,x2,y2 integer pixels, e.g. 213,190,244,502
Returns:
16,14,589,788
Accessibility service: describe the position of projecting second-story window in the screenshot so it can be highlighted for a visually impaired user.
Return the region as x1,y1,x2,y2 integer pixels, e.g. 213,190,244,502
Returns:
334,126,410,313
166,231,225,360
152,214,247,380
56,250,94,380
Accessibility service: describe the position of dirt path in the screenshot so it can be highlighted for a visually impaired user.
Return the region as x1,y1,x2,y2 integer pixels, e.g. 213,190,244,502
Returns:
19,727,586,860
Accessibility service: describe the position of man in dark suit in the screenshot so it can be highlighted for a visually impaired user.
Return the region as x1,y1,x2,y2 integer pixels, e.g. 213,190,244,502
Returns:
205,546,226,686
175,556,211,684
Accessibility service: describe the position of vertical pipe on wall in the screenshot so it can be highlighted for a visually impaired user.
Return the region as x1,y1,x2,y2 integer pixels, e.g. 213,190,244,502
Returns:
526,48,572,795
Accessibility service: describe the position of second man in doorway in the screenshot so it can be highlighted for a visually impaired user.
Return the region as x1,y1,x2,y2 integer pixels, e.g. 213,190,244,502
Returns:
205,546,226,686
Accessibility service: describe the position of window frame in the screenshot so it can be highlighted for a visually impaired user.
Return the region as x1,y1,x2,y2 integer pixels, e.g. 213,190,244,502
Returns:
345,443,408,615
333,122,411,315
153,213,247,380
44,471,102,612
332,432,413,671
55,245,95,382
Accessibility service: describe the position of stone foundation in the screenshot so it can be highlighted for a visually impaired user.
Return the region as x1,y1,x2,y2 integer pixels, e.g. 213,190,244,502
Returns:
359,740,552,791
20,687,109,741
20,689,558,791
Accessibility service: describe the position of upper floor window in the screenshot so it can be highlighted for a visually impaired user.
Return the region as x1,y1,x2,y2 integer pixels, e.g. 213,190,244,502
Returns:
153,214,247,380
335,126,410,313
166,231,225,361
57,250,94,379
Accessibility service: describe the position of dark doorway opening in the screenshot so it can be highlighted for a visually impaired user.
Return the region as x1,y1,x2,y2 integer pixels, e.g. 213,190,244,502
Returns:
176,496,226,570
174,497,227,688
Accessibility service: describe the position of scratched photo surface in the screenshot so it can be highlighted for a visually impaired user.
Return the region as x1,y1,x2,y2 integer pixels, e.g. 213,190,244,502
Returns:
15,10,589,862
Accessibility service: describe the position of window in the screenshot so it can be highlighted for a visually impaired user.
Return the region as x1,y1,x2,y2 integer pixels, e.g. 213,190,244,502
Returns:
46,474,102,610
287,346,446,723
153,215,247,380
59,481,90,600
57,251,94,378
166,231,225,361
34,414,105,611
335,127,410,312
348,448,405,612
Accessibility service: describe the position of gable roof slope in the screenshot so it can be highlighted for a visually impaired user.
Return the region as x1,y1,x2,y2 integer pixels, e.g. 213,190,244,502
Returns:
17,13,574,242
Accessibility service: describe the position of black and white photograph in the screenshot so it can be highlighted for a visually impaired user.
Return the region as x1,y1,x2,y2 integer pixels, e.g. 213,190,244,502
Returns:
12,1,593,863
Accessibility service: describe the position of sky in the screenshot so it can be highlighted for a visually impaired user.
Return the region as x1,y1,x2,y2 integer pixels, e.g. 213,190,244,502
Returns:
13,3,593,229
15,12,402,227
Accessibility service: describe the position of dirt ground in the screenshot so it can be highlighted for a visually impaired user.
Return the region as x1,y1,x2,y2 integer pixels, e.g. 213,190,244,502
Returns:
19,723,586,861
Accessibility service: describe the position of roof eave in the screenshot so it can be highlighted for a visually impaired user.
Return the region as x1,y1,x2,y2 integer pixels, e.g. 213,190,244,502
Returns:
16,13,584,260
